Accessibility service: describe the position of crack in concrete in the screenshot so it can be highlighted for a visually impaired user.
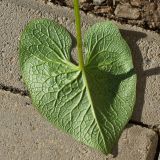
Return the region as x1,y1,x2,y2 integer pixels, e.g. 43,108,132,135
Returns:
129,120,160,135
0,84,159,129
129,120,150,128
0,84,159,128
154,136,160,160
0,83,29,96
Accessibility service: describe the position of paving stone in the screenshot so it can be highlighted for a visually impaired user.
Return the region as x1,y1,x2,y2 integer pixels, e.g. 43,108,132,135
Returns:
0,90,158,160
0,0,160,127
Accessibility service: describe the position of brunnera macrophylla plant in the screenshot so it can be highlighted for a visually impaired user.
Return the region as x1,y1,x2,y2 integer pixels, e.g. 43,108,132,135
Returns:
19,0,136,155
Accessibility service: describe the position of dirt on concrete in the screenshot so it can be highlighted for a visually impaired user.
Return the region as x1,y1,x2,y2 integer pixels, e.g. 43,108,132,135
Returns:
49,0,160,33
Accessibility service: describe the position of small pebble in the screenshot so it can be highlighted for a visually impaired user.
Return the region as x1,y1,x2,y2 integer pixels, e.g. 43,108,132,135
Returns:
93,0,106,5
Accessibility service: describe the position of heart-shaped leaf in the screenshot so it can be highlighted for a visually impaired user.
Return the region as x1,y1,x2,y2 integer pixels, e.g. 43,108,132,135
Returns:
19,19,136,154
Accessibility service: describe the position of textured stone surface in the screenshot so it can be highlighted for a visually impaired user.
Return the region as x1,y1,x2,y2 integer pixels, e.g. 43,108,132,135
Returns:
0,0,160,126
0,90,158,160
114,3,140,20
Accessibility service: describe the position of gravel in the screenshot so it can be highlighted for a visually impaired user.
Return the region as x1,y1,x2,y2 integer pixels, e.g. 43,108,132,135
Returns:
50,0,160,32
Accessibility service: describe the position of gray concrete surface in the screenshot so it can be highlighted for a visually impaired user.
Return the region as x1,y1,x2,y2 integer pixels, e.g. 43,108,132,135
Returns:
0,90,158,160
0,0,159,159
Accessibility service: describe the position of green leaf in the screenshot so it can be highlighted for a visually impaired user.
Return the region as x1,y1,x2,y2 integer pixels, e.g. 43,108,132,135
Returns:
19,19,136,154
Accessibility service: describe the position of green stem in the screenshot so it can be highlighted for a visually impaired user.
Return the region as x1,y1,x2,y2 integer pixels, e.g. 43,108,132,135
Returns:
73,0,84,70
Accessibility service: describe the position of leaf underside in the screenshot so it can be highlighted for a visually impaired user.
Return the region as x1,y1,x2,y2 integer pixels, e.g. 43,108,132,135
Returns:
19,19,136,154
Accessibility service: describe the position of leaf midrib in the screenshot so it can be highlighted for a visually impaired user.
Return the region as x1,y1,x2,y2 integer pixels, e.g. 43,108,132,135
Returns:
81,68,107,152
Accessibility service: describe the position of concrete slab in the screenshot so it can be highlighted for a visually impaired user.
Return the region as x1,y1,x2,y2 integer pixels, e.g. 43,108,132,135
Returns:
0,0,160,127
0,90,158,160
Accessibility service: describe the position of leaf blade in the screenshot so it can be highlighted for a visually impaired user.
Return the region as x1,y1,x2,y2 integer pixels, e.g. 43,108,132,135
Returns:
20,19,136,155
